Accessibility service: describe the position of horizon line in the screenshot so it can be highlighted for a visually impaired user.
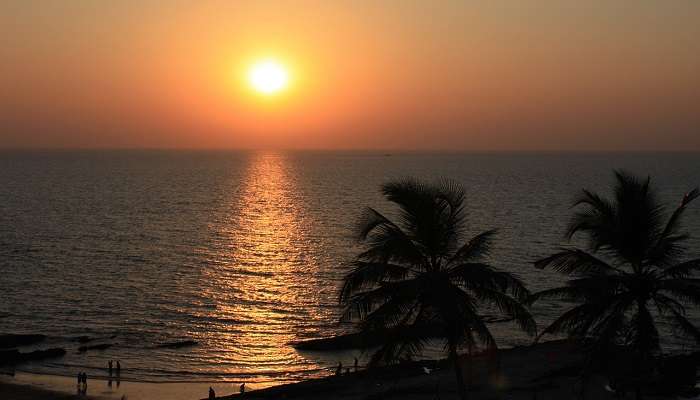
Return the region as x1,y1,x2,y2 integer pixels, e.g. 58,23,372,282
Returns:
2,147,700,154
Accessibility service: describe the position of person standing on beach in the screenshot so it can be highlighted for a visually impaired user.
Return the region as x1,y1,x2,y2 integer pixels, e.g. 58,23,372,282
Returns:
208,386,216,399
77,372,87,395
239,383,245,394
108,360,113,376
354,357,358,372
335,361,342,376
116,360,121,375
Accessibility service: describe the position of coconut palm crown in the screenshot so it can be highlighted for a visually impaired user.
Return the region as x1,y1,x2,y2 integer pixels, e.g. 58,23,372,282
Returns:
339,179,536,369
531,171,700,358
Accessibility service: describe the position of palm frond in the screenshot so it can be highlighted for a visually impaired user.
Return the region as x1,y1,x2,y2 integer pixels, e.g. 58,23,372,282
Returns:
667,307,700,343
361,298,420,332
340,278,422,322
471,287,536,336
646,234,690,268
356,207,392,241
534,248,619,275
339,261,411,304
566,189,617,250
653,293,685,316
528,285,590,305
654,188,699,245
540,293,633,340
381,178,463,260
647,188,698,266
659,278,700,306
368,328,430,366
357,208,426,267
446,230,497,266
539,304,598,338
662,258,700,279
449,262,529,302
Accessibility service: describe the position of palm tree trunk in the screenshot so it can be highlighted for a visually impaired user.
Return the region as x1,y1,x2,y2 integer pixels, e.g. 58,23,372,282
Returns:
450,347,468,400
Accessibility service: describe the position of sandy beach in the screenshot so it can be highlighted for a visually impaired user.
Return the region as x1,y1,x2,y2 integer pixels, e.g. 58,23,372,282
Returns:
0,371,243,400
4,340,691,400
0,380,100,400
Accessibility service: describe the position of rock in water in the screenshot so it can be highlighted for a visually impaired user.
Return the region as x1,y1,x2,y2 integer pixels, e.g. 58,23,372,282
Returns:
0,334,46,348
155,340,199,349
78,343,112,352
0,348,66,365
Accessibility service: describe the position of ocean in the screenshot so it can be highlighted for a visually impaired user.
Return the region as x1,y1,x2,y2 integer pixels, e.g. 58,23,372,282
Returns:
1,150,699,387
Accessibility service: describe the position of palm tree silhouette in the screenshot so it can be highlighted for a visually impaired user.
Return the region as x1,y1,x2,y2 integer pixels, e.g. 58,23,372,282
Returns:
339,179,535,400
531,171,700,397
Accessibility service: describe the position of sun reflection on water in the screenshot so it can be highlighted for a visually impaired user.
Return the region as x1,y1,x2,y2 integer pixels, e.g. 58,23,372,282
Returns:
197,152,332,385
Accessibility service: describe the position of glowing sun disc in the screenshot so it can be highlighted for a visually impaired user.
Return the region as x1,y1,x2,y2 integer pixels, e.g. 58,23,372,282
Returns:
248,60,289,94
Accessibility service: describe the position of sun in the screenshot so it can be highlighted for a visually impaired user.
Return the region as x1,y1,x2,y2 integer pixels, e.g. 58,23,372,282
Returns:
248,60,289,95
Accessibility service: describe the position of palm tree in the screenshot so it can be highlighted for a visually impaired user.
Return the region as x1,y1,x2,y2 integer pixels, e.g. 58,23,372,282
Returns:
339,179,535,400
530,171,700,396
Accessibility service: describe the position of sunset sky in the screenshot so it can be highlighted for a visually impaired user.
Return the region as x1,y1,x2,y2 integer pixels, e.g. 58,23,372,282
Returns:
1,1,699,150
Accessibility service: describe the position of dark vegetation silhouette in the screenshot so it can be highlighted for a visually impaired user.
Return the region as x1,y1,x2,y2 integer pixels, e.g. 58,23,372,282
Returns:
339,179,535,400
530,171,700,398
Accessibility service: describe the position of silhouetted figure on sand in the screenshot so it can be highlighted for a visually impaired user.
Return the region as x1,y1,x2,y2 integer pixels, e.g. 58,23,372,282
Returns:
108,360,113,375
239,382,245,393
116,360,121,375
335,361,342,376
354,357,358,372
208,386,216,399
76,372,87,395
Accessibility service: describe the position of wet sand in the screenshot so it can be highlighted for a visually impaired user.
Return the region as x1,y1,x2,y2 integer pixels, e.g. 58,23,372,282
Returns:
0,380,99,400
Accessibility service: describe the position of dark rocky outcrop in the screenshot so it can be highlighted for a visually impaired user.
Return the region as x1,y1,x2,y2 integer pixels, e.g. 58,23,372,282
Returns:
0,334,46,348
0,348,66,365
293,332,371,351
78,343,112,352
155,340,199,349
293,325,443,351
72,336,94,344
293,317,509,351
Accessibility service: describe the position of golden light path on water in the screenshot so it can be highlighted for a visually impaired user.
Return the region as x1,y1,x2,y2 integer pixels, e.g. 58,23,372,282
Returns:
197,152,336,386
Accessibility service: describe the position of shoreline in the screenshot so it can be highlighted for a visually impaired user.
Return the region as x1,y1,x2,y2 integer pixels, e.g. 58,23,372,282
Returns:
3,341,697,400
0,371,246,400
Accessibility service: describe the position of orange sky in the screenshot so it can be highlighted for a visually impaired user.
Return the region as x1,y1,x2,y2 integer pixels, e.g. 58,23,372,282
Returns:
1,1,699,150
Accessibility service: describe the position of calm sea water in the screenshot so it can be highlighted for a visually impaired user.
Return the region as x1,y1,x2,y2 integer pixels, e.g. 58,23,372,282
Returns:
1,150,699,387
